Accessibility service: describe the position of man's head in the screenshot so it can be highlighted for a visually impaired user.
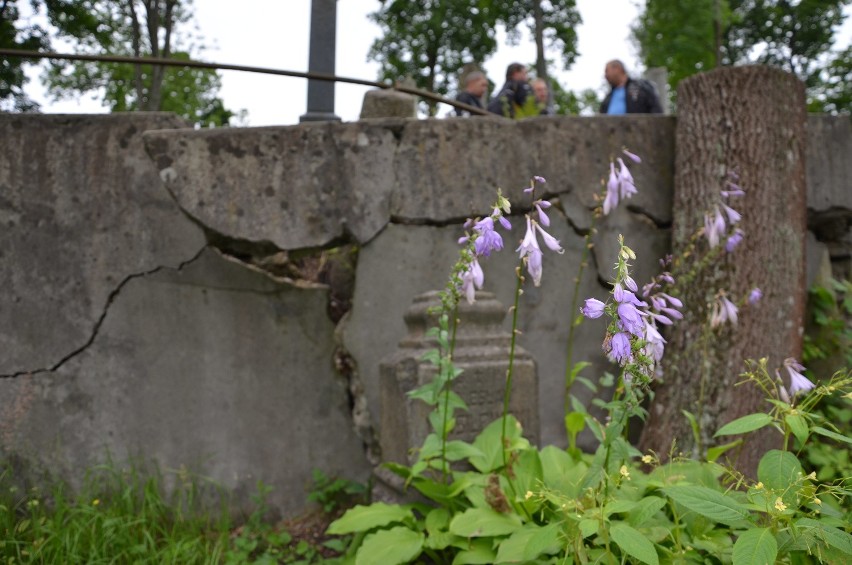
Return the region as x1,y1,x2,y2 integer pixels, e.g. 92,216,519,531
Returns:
531,78,548,104
464,71,488,98
506,62,528,82
604,59,628,88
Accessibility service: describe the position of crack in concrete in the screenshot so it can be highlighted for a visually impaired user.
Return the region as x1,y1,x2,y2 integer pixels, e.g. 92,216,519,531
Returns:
1,246,210,380
624,204,672,229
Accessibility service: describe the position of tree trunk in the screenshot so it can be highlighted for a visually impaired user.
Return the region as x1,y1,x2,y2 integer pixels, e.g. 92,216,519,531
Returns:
533,0,546,82
639,66,808,478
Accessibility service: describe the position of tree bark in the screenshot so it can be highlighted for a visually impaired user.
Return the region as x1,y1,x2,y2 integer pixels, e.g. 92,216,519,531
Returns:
639,66,808,478
533,0,546,82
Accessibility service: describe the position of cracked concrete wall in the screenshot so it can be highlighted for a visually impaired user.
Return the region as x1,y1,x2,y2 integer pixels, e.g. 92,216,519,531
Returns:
0,114,369,516
1,113,848,513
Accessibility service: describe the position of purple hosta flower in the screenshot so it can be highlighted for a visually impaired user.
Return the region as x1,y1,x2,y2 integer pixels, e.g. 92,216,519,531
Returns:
535,200,551,226
777,379,792,404
535,222,564,253
614,285,647,307
517,217,544,286
603,162,620,215
533,175,546,184
643,320,666,363
622,148,641,163
721,182,746,198
726,229,744,252
721,203,741,225
659,292,682,309
616,158,638,200
608,332,633,364
460,258,484,304
705,207,727,248
493,208,512,231
617,302,646,337
748,288,763,305
581,298,606,319
473,217,504,257
784,358,815,395
710,294,739,327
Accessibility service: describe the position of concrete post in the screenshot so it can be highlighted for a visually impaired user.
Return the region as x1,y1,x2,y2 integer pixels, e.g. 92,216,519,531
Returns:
300,0,341,122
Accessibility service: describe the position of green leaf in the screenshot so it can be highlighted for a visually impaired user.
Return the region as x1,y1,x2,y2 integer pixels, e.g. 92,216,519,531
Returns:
452,539,496,564
565,411,586,435
757,450,802,492
443,440,484,462
494,522,561,563
662,486,751,526
627,496,668,527
540,445,584,497
714,413,774,437
707,439,743,463
355,526,423,565
812,426,852,445
569,361,592,381
468,415,525,473
425,507,450,533
611,522,660,565
682,410,701,448
578,518,598,538
327,503,413,534
785,413,810,445
797,518,852,555
732,528,778,565
449,507,523,537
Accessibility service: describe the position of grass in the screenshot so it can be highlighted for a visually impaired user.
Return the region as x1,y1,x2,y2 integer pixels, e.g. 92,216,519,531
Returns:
0,462,353,564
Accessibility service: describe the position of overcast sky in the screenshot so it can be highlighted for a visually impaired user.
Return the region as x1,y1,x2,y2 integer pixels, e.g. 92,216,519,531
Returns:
22,1,852,125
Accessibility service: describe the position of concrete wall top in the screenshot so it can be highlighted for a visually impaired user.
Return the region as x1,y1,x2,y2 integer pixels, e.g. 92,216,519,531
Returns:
143,115,677,250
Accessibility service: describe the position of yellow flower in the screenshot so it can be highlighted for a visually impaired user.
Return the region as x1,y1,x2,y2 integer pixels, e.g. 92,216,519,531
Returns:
620,465,631,480
92,499,100,506
774,498,787,512
806,471,816,481
754,482,764,490
641,454,654,464
814,498,822,506
524,490,533,500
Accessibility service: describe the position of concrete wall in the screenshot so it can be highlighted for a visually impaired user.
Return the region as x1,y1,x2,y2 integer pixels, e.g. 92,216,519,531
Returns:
1,112,848,515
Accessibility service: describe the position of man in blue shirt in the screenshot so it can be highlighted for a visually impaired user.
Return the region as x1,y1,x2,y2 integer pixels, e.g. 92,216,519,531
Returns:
599,59,663,114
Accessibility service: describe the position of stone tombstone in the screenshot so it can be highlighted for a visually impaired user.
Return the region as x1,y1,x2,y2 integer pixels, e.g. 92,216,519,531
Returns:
379,290,539,466
359,89,418,119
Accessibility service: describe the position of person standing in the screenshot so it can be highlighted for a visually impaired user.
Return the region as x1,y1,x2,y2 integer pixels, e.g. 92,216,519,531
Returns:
599,59,663,114
531,78,553,115
454,71,488,116
487,63,537,119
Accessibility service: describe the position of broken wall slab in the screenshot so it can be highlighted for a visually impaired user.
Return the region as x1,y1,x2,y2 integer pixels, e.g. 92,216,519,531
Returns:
0,248,370,516
144,123,398,249
0,113,205,376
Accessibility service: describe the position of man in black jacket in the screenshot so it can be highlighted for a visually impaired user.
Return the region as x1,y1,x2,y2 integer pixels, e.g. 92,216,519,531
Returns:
454,71,488,116
599,59,663,114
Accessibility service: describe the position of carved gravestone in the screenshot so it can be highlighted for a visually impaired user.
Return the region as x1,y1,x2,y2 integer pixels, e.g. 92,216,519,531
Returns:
379,290,539,467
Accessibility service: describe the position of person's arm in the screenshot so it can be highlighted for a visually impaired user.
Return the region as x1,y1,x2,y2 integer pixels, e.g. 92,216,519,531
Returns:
599,92,611,114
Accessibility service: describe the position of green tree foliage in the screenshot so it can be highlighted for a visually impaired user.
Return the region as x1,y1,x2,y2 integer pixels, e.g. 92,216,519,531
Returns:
42,0,234,126
633,0,851,113
494,0,581,81
1,0,49,111
368,0,500,115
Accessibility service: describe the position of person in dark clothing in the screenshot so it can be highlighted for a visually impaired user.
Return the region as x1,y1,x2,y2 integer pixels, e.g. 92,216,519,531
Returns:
487,62,537,119
454,71,488,116
599,59,663,114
